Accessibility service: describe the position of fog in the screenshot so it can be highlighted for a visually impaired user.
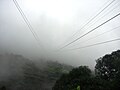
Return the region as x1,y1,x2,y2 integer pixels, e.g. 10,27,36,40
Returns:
0,0,120,69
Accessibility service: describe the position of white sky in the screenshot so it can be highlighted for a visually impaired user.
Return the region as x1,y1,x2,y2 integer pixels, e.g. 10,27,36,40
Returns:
0,0,120,69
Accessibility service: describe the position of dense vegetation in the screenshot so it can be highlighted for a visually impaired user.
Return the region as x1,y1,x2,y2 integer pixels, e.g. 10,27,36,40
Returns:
53,50,120,90
0,54,73,90
0,50,120,90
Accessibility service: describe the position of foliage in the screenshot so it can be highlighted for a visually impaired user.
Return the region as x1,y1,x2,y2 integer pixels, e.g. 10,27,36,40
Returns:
1,50,120,90
77,85,80,90
95,50,120,89
52,66,93,90
0,54,73,90
53,50,120,90
44,61,65,81
95,50,120,80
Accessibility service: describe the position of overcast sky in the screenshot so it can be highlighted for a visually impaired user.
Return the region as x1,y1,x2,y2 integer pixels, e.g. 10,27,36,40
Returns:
0,0,120,69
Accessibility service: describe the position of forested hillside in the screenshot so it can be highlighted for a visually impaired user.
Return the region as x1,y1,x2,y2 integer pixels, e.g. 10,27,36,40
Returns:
53,50,120,90
0,54,73,90
0,50,120,90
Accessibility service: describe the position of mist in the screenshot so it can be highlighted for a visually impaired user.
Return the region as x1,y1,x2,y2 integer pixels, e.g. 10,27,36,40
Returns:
0,0,120,69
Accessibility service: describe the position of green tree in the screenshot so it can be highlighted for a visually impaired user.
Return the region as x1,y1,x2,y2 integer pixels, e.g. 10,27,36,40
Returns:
52,66,92,90
95,50,120,80
95,50,120,89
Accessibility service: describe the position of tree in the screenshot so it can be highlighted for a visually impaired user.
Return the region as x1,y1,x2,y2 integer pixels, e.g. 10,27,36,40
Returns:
52,66,92,90
45,61,63,81
95,50,120,80
95,50,120,90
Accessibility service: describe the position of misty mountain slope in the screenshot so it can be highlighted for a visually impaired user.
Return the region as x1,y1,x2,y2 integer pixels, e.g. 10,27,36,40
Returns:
32,60,73,90
0,54,30,80
0,53,73,90
53,50,120,90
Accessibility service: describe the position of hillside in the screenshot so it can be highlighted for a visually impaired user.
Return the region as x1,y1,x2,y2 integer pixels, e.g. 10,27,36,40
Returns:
0,54,73,90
